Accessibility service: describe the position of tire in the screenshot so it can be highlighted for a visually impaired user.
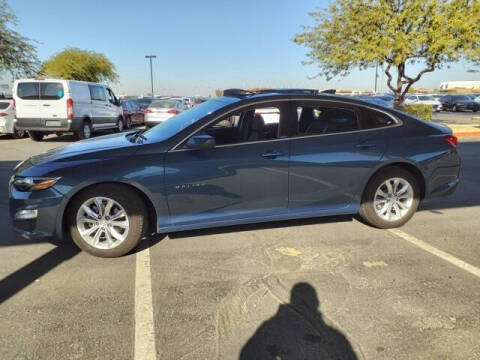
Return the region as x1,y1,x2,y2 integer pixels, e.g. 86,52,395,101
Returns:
67,184,148,257
116,117,124,132
75,120,92,140
125,116,131,129
28,131,44,141
11,127,26,139
473,107,478,113
359,166,420,229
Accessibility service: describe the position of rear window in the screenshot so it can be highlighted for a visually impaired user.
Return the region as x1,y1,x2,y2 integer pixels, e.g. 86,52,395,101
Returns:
150,100,178,109
0,102,11,110
17,82,64,100
17,83,39,100
40,83,64,100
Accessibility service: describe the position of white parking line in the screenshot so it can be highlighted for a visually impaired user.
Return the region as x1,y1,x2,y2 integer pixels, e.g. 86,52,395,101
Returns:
389,229,480,278
135,243,157,360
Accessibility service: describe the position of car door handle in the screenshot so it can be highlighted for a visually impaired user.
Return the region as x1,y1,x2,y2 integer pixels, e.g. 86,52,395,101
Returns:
262,151,283,159
356,142,376,149
42,104,51,107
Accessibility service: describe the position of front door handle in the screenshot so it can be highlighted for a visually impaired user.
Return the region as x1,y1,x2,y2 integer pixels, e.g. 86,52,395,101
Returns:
42,104,51,107
262,151,283,159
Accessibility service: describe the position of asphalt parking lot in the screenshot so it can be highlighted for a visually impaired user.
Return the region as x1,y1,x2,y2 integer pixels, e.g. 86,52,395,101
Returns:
433,111,480,124
1,134,480,360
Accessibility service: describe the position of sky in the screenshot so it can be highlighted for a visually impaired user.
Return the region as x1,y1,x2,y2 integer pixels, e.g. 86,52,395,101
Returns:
5,0,479,96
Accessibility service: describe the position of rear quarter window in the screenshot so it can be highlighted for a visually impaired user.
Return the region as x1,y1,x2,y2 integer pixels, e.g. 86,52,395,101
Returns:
17,83,39,100
361,108,396,129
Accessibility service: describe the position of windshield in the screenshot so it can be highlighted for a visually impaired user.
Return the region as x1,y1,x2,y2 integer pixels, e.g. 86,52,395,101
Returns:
143,98,235,142
418,95,434,101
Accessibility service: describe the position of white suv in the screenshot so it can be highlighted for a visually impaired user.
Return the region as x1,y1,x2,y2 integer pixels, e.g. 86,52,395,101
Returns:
404,94,442,112
13,78,124,141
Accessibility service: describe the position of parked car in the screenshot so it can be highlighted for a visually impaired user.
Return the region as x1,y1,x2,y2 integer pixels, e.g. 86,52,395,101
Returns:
0,99,26,138
136,97,155,111
404,94,442,112
121,98,144,127
144,99,187,127
9,89,460,257
439,94,479,112
192,97,207,106
13,79,124,141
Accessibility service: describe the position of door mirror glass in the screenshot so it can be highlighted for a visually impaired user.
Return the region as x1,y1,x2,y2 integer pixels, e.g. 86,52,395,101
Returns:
186,134,216,150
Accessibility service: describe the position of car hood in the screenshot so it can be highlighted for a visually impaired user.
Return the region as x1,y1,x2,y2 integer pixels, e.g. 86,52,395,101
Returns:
15,132,137,172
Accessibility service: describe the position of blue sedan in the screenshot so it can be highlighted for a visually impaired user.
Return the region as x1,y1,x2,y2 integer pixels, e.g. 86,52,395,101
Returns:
10,89,460,257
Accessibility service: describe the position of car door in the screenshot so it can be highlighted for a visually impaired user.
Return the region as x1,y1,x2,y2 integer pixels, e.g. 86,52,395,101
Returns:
106,88,119,126
39,82,65,127
14,82,41,127
163,103,291,229
88,85,109,128
289,102,388,211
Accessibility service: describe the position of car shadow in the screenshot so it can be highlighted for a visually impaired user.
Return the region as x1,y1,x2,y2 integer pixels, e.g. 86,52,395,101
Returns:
239,282,358,359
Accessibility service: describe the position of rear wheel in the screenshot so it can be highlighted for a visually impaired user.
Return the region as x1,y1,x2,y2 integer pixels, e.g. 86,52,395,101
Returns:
11,127,26,139
28,131,44,141
75,121,92,140
67,184,148,257
359,167,420,229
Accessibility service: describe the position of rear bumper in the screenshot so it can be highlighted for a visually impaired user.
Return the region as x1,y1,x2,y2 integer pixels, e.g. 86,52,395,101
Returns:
15,117,85,132
425,150,461,199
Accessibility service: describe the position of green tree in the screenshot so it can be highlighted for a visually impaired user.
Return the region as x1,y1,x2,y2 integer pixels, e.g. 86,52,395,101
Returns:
41,48,118,83
0,0,39,77
215,89,223,97
294,0,480,106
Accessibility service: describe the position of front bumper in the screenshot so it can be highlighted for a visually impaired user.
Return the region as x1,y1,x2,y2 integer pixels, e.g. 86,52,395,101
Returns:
9,185,65,240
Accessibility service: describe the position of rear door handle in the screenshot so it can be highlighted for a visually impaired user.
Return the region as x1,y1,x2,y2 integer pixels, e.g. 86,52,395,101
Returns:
356,141,376,149
262,151,283,159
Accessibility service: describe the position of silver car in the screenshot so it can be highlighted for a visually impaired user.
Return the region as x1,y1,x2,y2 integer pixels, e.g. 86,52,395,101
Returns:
144,99,186,127
0,100,26,138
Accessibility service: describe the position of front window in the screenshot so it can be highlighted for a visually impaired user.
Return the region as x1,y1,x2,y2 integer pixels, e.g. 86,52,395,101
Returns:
143,98,235,142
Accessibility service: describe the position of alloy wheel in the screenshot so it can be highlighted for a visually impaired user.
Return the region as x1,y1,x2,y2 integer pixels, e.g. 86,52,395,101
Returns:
373,177,413,222
76,197,130,249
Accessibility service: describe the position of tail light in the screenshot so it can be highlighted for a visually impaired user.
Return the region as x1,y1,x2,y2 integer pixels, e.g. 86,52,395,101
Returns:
168,109,180,114
444,135,458,148
67,98,74,119
144,108,152,114
12,98,16,119
0,113,7,117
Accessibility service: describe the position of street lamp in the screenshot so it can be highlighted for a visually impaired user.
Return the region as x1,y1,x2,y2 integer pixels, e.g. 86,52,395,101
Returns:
145,55,156,97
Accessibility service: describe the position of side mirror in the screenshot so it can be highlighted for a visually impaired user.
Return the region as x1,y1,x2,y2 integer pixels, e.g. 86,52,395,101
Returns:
186,134,215,150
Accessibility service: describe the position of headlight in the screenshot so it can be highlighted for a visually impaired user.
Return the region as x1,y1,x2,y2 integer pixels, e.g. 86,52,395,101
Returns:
13,177,61,191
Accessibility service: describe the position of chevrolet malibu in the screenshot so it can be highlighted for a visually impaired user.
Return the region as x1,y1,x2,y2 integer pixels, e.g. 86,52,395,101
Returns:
10,89,461,257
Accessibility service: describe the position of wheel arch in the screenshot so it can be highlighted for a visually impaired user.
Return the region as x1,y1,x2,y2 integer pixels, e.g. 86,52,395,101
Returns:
362,161,426,201
58,181,158,240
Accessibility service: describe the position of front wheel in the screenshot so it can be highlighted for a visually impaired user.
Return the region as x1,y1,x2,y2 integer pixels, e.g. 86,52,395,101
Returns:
116,117,124,132
125,116,132,129
359,167,420,229
67,184,148,257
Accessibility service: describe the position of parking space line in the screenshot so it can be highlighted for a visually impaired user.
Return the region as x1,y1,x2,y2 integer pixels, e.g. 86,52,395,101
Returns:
389,229,480,278
135,242,157,360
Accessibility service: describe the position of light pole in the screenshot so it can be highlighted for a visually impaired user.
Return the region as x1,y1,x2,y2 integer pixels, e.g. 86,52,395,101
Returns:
374,60,379,94
145,55,156,97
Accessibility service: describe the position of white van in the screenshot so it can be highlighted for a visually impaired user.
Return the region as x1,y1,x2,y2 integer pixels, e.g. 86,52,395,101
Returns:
13,78,124,141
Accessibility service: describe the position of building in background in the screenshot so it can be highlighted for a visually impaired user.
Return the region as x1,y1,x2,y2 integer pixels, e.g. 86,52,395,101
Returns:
439,81,480,93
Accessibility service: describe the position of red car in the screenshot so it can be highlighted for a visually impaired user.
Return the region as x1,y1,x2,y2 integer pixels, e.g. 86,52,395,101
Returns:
121,99,145,127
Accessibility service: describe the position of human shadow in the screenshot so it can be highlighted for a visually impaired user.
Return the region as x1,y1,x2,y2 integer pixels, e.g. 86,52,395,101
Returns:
239,283,357,360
